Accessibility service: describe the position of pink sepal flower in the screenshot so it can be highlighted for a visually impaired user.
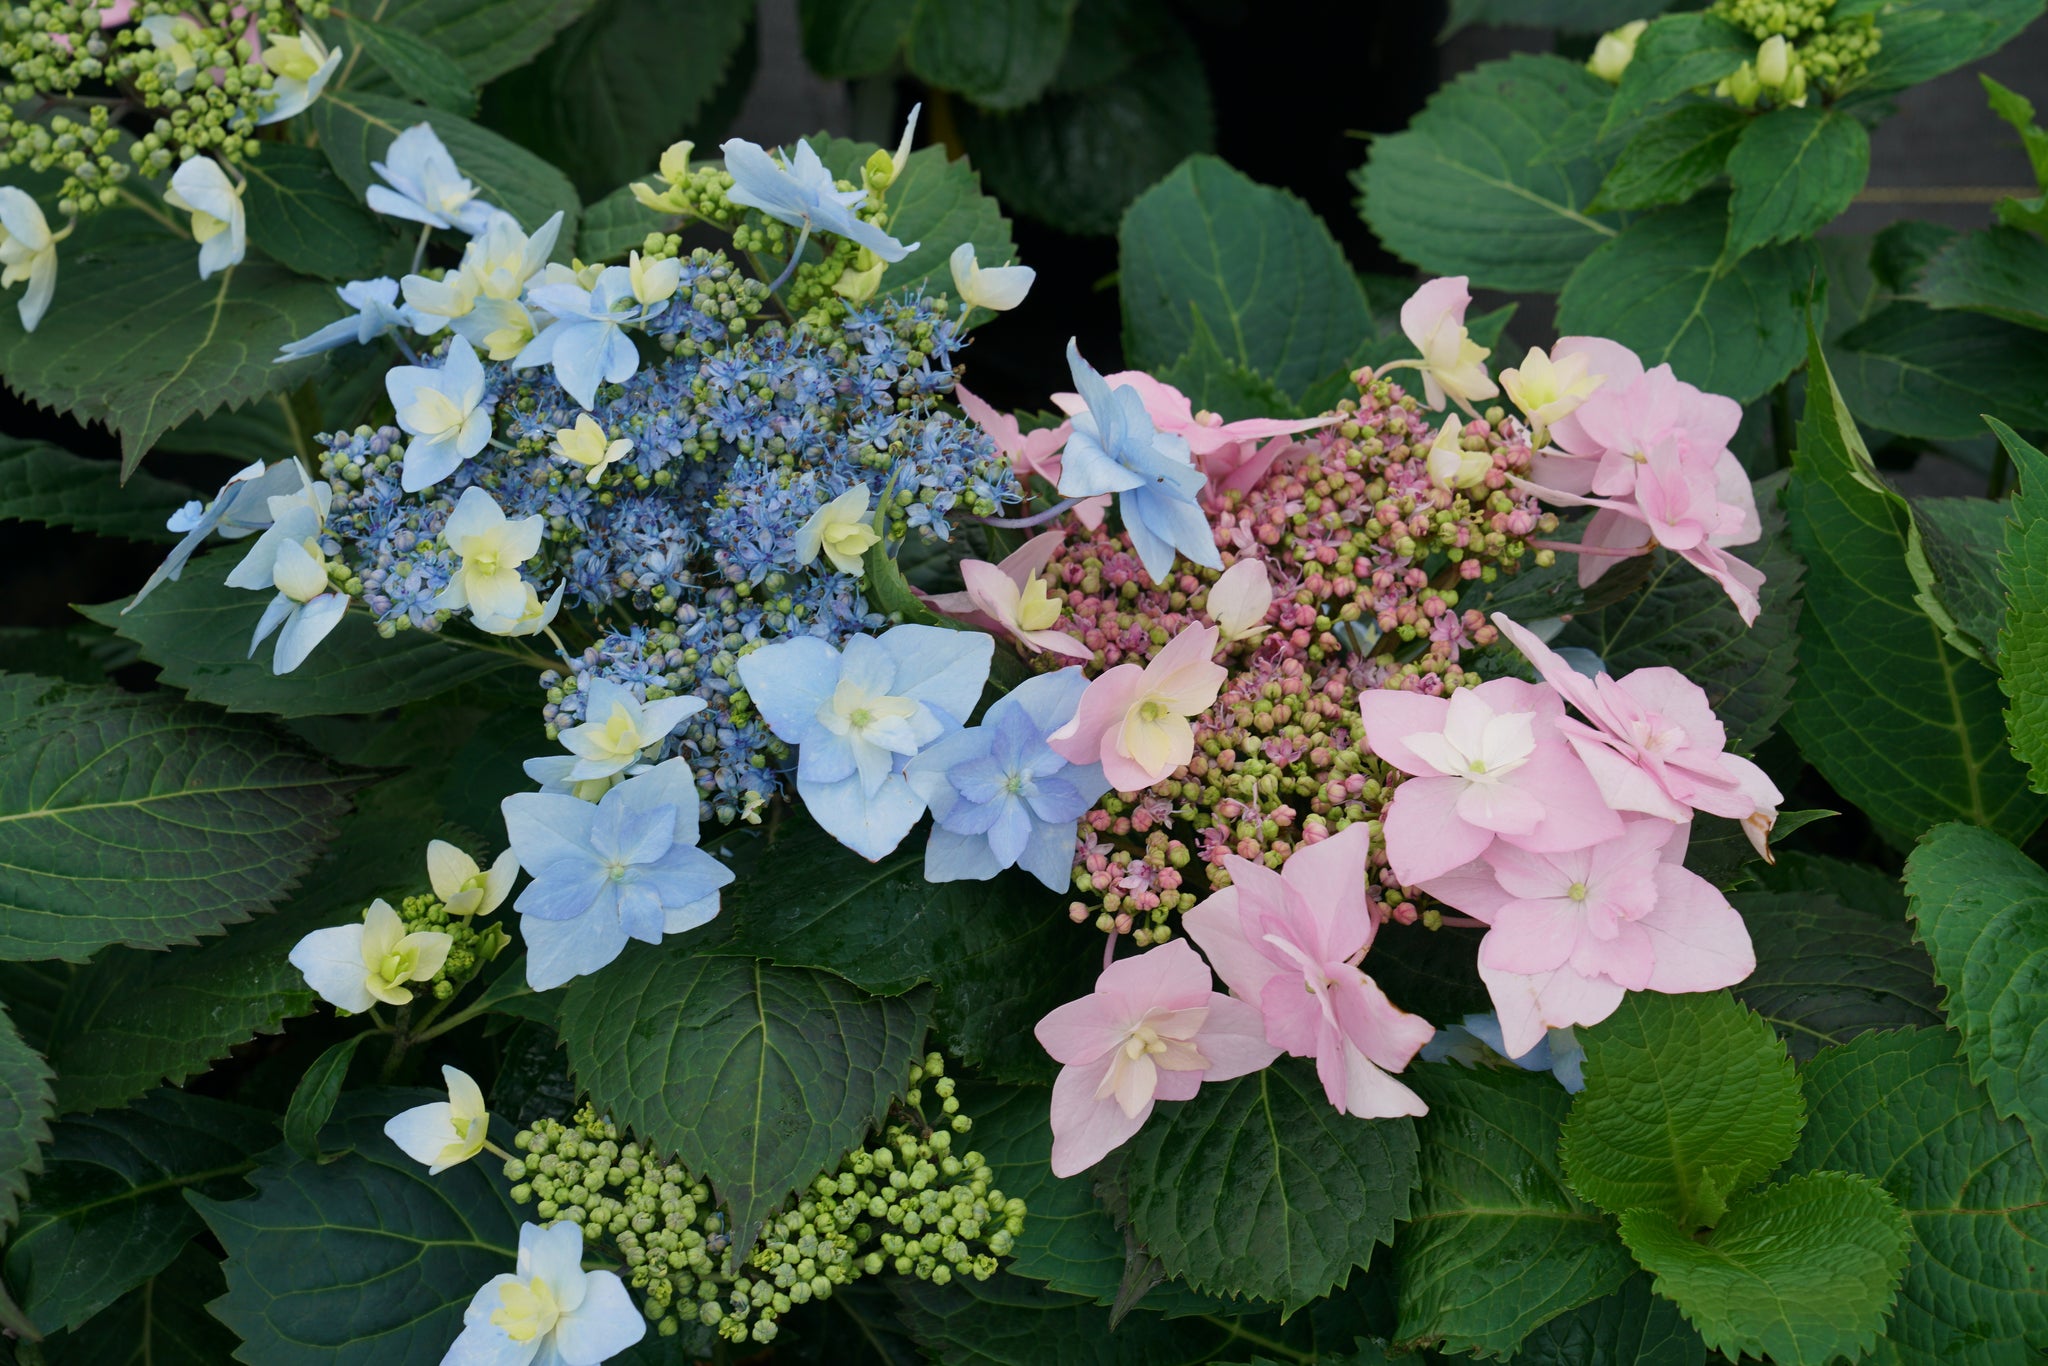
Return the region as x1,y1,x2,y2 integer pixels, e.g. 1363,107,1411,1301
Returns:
1034,938,1279,1176
98,0,136,25
1398,276,1500,412
1422,817,1755,1056
956,383,1107,528
1492,613,1782,856
1359,677,1623,885
1051,369,1333,499
1048,622,1226,792
1182,824,1434,1118
923,530,1091,659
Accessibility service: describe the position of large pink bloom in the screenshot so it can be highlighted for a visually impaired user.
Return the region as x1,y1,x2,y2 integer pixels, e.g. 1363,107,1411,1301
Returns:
1422,817,1755,1056
1048,623,1226,792
1182,824,1434,1118
1492,613,1782,857
923,529,1091,659
1034,938,1278,1176
1359,677,1623,885
956,383,1107,529
1052,370,1333,499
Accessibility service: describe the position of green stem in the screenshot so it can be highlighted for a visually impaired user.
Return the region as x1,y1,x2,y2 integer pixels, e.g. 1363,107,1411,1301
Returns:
1194,1316,1312,1363
411,984,530,1044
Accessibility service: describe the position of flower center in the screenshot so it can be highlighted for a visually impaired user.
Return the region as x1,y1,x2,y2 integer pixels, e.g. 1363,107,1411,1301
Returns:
1568,882,1589,902
491,1276,561,1343
378,947,417,986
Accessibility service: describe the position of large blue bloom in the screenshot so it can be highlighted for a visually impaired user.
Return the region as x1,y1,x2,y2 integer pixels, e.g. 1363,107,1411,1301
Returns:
905,668,1108,890
1058,339,1221,585
719,136,916,264
500,758,733,990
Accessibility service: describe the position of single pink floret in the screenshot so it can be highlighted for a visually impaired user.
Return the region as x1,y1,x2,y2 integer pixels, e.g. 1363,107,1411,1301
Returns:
1397,276,1500,413
956,383,1107,529
1034,938,1279,1176
1359,676,1623,885
1422,817,1755,1055
1051,369,1334,499
1492,613,1783,857
923,529,1091,659
1048,622,1227,792
1182,824,1435,1118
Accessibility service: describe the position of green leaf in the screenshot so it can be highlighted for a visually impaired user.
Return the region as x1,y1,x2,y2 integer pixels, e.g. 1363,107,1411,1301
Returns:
1119,1057,1419,1310
956,1082,1121,1303
1783,333,2045,842
284,1034,370,1161
0,1001,53,1233
4,1090,271,1333
79,551,524,718
1786,1027,2048,1366
1504,1273,1704,1366
1981,72,2048,188
1560,992,1803,1228
1910,495,2008,665
1357,54,1621,293
192,1094,523,1366
36,1243,239,1366
330,14,476,115
1832,302,2048,440
1914,226,2048,332
1603,13,1754,133
1556,192,1814,404
1557,482,1803,755
1725,107,1869,258
1120,156,1371,401
1904,821,2048,1163
1995,418,2048,790
1394,1066,1632,1358
813,137,1016,308
240,143,396,282
0,677,356,963
576,181,665,262
341,0,599,84
0,435,191,543
1728,890,1941,1061
558,950,932,1244
480,0,752,200
0,211,340,476
904,0,1077,109
1155,319,1295,421
308,91,581,242
1589,102,1745,213
795,0,914,78
1853,0,2044,93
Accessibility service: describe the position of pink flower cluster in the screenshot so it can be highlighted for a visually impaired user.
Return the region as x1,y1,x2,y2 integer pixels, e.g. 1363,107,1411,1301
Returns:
1361,611,1779,1055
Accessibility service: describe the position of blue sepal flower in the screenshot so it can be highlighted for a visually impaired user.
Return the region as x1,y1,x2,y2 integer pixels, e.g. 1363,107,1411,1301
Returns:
735,625,992,861
905,667,1108,890
1059,339,1220,585
277,277,413,362
500,758,735,990
720,135,918,264
514,266,644,409
126,458,308,612
1420,1012,1586,1092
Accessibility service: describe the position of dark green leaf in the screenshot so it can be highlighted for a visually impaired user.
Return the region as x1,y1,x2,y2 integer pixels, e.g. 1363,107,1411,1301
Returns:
956,1082,1120,1303
1603,13,1754,133
1590,102,1745,213
1618,1172,1910,1366
1870,218,1959,293
893,1271,1285,1366
341,0,599,84
1786,1027,2048,1366
1914,225,2048,332
5,1091,271,1333
1909,494,2007,664
1556,192,1814,404
1748,849,1905,915
796,0,915,78
558,950,932,1244
0,435,190,543
284,1034,370,1161
1445,0,1679,33
812,137,1016,310
0,1001,52,1233
1121,156,1371,401
1725,107,1869,257
0,676,357,962
1155,319,1295,421
1120,1057,1419,1309
1505,1273,1704,1366
36,1243,238,1366
1783,333,2045,842
1357,54,1621,292
1996,418,2048,791
1853,0,2044,93
576,181,666,262
905,0,1077,109
1560,992,1802,1228
192,1094,523,1366
1728,890,1941,1061
0,211,340,476
1395,1066,1631,1358
1904,821,2048,1164
240,143,396,282
332,15,476,114
1832,302,2048,440
79,551,525,719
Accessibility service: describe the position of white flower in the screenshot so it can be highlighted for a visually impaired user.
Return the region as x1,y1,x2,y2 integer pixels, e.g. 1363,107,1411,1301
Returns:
434,486,547,626
403,211,562,358
248,532,348,673
1206,558,1272,643
288,899,451,1013
555,678,705,782
426,839,518,917
793,484,880,575
949,242,1034,313
548,415,632,486
384,1065,490,1174
138,14,198,89
1426,416,1491,490
164,156,246,279
472,579,564,638
626,250,680,306
0,187,59,331
257,27,344,125
442,1222,644,1366
368,123,502,235
388,335,493,492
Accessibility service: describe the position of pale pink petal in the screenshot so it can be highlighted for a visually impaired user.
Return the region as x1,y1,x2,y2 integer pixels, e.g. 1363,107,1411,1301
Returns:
1320,1033,1429,1118
1183,885,1284,1004
997,529,1069,585
1495,744,1629,852
1567,918,1656,991
959,558,1022,626
1640,865,1756,992
1330,972,1436,1072
1614,666,1725,750
1273,822,1373,938
1196,992,1284,1079
1034,994,1128,1066
956,384,1023,454
1073,492,1110,529
1562,733,1692,822
1480,960,1627,1057
1145,624,1226,712
1046,663,1144,764
1418,857,1514,922
1259,971,1326,1057
1577,508,1655,587
1049,1057,1148,1176
1153,1067,1204,1102
1454,778,1547,835
1383,777,1495,884
1358,690,1453,777
1095,939,1213,1017
1477,898,1580,975
1400,276,1472,352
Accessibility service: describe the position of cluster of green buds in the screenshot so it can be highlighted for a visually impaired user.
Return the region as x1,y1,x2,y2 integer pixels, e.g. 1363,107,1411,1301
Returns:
1,107,125,217
501,1052,1024,1347
1711,0,1881,104
394,889,510,1000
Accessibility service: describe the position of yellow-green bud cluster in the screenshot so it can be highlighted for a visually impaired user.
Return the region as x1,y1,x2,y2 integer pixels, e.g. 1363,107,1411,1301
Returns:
502,1052,1024,1346
396,892,510,1000
1710,0,1880,100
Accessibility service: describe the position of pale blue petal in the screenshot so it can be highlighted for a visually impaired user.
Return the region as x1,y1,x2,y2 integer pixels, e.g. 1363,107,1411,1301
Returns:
615,878,666,943
797,770,925,861
734,637,840,743
611,759,703,845
982,796,1034,867
882,625,992,728
501,792,600,873
1017,814,1083,892
522,909,630,991
796,729,857,786
924,825,1004,884
517,857,607,921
